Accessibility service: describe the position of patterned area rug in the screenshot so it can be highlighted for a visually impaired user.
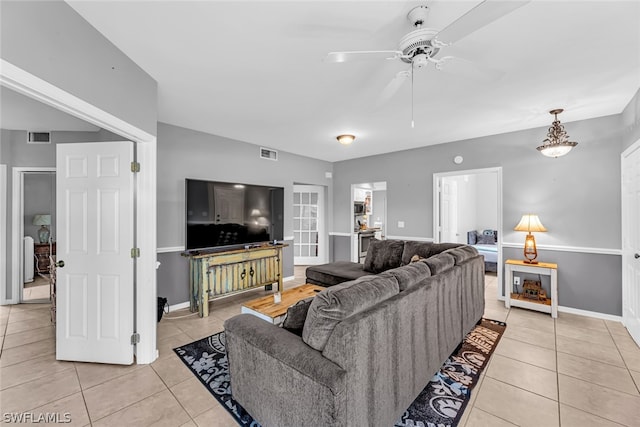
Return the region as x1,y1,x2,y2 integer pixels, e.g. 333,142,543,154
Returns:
174,318,506,427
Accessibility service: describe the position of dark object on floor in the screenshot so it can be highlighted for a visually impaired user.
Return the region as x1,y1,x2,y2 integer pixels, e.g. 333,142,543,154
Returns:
174,319,506,427
157,297,168,322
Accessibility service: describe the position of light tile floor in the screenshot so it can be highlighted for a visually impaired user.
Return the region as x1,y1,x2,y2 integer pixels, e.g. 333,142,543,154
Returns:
1,269,638,426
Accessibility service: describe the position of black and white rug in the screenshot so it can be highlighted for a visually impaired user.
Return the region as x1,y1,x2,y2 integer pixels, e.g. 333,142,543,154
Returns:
174,318,506,427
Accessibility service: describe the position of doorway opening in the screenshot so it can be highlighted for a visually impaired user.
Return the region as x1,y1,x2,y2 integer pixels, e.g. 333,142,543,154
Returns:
22,171,56,303
350,182,387,263
433,168,503,302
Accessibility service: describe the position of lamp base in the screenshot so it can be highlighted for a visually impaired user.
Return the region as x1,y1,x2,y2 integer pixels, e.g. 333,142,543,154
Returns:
523,259,539,264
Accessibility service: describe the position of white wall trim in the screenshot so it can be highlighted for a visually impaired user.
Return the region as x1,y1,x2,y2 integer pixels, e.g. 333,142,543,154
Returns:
329,232,351,237
385,235,434,242
2,61,158,364
502,242,622,256
0,165,7,305
167,301,191,312
283,275,296,282
621,136,640,157
557,305,622,322
157,246,185,254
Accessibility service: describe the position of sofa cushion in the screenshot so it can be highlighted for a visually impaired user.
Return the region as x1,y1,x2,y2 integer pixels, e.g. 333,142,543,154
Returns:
400,241,462,266
302,275,400,351
305,261,369,287
363,239,405,273
423,252,456,275
379,262,432,291
444,246,479,265
281,297,314,336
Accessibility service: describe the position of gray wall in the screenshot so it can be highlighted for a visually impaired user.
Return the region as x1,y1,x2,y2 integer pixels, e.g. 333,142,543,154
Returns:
1,130,126,301
156,122,333,304
23,173,56,243
332,114,624,315
0,0,157,137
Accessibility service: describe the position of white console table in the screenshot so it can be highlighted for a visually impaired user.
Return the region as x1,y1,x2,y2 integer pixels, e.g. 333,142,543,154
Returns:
504,259,558,318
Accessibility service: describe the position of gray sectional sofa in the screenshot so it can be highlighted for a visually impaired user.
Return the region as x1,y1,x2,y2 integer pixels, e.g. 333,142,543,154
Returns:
224,240,485,426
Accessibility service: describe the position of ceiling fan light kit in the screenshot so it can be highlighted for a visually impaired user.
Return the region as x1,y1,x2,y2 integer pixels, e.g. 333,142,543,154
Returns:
536,109,578,158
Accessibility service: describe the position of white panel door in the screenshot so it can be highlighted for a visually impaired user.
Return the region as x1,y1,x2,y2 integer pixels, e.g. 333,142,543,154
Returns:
56,141,134,364
293,185,326,265
440,178,458,243
622,142,640,346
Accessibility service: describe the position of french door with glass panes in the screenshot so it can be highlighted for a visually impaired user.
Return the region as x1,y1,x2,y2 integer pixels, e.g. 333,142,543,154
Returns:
293,185,326,265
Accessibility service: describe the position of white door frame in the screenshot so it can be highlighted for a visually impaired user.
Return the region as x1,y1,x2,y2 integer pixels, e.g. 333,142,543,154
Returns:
1,59,158,364
0,165,7,305
433,167,503,301
11,167,56,304
622,137,640,344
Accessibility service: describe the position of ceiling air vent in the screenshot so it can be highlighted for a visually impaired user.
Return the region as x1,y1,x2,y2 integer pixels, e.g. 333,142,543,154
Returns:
27,132,51,144
260,147,278,161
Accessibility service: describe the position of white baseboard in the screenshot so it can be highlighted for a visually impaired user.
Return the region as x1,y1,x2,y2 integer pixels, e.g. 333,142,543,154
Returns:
283,275,296,282
168,301,190,312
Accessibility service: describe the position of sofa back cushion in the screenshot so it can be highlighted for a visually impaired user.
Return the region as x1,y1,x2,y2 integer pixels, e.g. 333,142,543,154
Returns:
363,239,405,273
379,262,432,291
423,252,456,275
401,241,462,266
302,275,400,351
444,245,479,265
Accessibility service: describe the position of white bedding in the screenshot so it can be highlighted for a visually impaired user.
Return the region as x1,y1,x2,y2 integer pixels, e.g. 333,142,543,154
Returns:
473,244,497,263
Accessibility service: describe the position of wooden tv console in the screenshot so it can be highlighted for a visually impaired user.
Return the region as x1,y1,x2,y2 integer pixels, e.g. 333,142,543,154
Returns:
184,244,286,317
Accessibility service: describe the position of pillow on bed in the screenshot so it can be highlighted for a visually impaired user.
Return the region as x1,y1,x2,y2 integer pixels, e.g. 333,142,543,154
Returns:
477,234,496,244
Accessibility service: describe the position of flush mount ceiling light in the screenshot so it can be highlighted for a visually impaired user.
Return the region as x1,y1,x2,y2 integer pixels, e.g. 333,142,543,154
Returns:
337,134,356,145
536,109,578,158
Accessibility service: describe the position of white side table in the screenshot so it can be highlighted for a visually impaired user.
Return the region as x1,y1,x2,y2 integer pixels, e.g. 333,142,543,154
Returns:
504,259,558,318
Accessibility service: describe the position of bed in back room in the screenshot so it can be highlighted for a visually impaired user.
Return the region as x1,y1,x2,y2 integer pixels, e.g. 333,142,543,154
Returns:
467,230,497,273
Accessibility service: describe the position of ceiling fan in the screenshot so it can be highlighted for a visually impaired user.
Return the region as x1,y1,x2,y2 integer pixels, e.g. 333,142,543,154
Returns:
326,1,530,126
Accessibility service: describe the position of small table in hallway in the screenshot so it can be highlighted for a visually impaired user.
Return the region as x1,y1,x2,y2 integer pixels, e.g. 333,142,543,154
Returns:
241,284,324,324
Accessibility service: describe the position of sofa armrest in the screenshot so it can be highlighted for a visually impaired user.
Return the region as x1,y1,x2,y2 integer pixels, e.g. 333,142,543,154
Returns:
224,314,346,426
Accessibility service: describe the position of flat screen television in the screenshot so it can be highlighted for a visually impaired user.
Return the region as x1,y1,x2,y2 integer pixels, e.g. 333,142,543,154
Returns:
185,179,284,251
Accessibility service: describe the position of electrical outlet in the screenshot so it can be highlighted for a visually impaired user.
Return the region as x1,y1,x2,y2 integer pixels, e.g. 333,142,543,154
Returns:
514,276,521,286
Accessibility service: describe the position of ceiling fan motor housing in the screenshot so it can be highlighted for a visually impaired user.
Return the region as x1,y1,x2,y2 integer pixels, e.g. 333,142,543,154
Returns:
399,28,441,64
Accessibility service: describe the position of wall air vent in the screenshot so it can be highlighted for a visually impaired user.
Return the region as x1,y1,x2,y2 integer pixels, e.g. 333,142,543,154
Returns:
260,147,278,161
27,132,51,144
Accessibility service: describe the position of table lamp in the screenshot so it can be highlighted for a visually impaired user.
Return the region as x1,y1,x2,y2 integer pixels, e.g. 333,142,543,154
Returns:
33,214,51,244
513,214,546,264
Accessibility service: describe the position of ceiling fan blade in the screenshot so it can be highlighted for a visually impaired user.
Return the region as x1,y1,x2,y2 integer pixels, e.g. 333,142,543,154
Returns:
435,0,530,45
433,56,504,82
375,68,411,107
325,50,404,63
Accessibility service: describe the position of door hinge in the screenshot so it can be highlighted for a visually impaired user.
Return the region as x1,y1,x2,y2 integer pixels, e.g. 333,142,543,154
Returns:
131,333,140,345
130,161,141,173
131,248,140,258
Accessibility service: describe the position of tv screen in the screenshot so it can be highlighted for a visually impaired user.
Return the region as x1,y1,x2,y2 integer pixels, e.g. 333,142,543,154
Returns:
185,179,284,251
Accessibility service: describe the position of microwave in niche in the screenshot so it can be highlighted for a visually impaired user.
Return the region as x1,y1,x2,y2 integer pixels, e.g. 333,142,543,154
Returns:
354,202,365,215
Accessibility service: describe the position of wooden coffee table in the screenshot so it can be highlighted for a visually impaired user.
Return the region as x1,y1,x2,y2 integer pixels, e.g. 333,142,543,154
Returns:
241,284,325,324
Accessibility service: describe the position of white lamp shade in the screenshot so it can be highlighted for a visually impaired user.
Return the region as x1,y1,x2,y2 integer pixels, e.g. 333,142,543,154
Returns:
514,214,547,233
33,214,51,226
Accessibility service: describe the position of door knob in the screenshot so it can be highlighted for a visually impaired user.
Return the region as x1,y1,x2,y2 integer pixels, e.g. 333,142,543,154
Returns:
56,260,65,268
635,253,640,259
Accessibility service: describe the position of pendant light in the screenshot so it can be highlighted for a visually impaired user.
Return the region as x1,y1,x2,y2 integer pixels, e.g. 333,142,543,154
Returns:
536,109,578,158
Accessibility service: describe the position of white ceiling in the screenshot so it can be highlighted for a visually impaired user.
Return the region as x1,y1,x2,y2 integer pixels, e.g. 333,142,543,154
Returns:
0,86,100,132
66,0,640,162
